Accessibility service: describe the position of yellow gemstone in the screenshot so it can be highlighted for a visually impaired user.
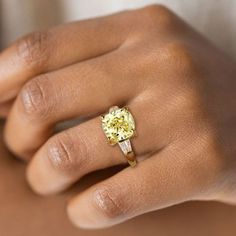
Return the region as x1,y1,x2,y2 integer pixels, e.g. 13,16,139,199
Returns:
102,107,135,144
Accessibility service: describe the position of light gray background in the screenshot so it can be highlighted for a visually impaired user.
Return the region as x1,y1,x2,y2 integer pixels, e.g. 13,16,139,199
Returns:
1,0,236,59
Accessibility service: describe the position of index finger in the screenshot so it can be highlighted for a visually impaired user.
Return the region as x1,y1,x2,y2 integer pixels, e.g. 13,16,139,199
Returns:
0,11,132,103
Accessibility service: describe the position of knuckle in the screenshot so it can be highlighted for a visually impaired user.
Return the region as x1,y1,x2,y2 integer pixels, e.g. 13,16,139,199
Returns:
174,90,204,126
46,132,88,175
142,4,171,16
183,132,222,188
20,75,50,119
93,185,127,219
161,42,196,73
16,31,50,71
140,4,174,28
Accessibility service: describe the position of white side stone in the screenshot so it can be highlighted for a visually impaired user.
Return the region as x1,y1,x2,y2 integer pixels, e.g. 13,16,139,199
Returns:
118,139,132,155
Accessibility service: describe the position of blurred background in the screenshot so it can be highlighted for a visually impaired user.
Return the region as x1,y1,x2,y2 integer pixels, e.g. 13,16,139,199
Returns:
0,0,236,60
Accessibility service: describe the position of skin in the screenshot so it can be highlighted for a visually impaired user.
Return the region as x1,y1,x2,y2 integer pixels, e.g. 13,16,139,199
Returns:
0,5,236,229
1,121,236,236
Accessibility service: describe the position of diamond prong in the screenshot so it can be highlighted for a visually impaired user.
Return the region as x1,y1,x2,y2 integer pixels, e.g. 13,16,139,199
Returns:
109,106,119,113
108,139,116,146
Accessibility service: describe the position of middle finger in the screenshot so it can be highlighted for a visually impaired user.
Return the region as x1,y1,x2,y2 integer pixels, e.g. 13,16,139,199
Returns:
4,49,142,160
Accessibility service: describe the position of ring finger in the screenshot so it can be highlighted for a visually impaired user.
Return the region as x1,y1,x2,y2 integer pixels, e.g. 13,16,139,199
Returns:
26,100,168,195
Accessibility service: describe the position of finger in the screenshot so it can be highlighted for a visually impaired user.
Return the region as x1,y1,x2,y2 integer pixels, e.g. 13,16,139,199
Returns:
26,100,168,195
4,47,143,159
67,143,220,229
0,11,131,103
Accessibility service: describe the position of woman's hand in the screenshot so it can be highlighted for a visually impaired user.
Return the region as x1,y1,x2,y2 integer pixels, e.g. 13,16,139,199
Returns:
1,5,236,229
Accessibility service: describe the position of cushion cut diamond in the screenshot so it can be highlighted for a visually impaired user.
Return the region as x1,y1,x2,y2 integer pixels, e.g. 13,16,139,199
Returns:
102,107,135,144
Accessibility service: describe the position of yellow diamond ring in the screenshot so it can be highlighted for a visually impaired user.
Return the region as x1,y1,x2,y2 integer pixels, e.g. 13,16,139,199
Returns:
101,106,137,167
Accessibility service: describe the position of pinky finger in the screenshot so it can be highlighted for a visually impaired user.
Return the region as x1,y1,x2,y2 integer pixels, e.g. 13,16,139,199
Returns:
67,147,211,229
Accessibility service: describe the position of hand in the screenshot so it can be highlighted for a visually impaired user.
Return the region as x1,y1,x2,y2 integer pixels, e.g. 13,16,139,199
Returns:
1,5,236,229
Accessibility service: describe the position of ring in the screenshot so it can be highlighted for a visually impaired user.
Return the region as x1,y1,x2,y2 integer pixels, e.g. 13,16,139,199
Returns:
101,106,137,167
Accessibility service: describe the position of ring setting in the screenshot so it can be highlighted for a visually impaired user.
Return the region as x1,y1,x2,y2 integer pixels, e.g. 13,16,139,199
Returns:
101,106,137,167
